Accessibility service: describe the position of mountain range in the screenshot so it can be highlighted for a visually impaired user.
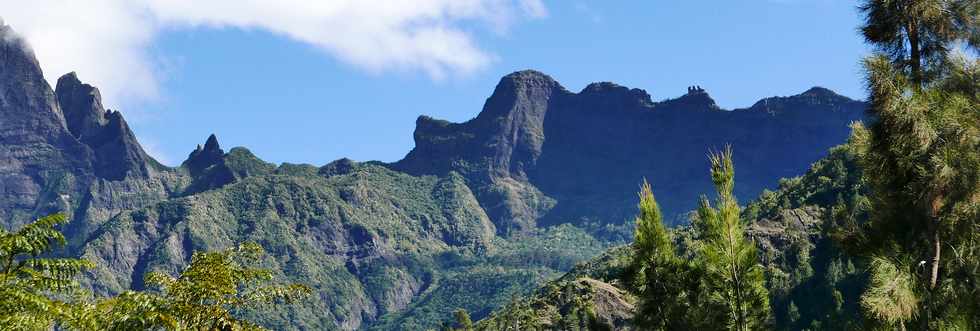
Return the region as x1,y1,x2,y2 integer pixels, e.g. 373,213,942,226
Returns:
0,24,865,330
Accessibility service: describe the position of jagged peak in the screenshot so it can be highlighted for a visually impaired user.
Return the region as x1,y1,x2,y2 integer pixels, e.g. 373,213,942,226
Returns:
656,85,719,111
203,133,221,152
183,134,225,175
56,72,109,139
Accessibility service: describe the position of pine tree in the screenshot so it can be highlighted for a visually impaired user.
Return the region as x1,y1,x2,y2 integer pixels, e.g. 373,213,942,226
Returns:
859,0,979,85
0,214,93,331
453,308,473,331
854,1,980,328
850,54,980,329
631,180,694,329
694,147,771,331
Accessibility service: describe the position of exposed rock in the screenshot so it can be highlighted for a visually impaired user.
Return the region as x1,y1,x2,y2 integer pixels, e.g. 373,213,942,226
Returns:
395,70,866,234
55,72,156,180
0,24,184,246
183,134,225,176
178,135,276,194
0,24,93,227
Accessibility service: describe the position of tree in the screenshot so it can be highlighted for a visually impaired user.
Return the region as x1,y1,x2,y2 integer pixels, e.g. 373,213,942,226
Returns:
850,54,980,328
80,242,311,330
694,147,771,331
860,256,919,330
0,214,92,331
631,180,693,329
859,0,980,85
453,308,474,331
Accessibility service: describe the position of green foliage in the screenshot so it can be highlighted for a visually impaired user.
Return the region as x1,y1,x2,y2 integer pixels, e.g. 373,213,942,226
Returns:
695,148,771,331
452,308,474,330
742,145,870,330
850,54,980,328
632,180,672,267
77,242,311,330
630,180,701,329
474,277,632,331
859,0,979,84
861,256,919,329
0,213,93,331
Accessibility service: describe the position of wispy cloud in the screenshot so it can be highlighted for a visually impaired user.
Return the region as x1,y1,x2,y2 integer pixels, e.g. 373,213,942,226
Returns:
0,0,546,109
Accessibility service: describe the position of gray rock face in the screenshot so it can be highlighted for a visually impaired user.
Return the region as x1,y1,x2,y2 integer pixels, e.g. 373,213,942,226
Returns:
56,72,156,180
183,134,224,176
56,72,107,141
395,70,867,234
0,24,94,227
0,25,183,243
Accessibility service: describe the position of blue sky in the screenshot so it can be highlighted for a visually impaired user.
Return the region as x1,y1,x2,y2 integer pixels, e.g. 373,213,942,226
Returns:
6,1,871,166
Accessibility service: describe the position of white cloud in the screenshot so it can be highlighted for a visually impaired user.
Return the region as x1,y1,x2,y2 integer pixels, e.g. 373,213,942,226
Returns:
0,0,545,108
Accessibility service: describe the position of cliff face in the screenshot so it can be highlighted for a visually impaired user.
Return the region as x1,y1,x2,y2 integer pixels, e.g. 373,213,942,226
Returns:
395,70,866,234
0,22,868,331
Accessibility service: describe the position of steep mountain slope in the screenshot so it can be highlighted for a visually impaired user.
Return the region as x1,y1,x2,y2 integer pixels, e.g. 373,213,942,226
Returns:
0,25,188,246
394,71,866,236
477,145,871,330
80,163,497,329
0,22,867,330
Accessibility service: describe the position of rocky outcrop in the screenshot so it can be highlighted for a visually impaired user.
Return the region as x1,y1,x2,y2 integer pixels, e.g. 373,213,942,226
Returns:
56,72,156,180
0,24,94,228
395,70,866,233
0,24,185,247
179,135,275,194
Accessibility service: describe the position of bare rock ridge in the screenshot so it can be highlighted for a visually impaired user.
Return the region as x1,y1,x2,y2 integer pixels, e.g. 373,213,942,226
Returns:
0,24,95,226
183,133,225,176
394,70,866,234
56,72,156,180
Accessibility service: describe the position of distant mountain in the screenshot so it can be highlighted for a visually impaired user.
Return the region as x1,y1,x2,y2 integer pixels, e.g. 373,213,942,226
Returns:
0,22,864,330
394,70,866,236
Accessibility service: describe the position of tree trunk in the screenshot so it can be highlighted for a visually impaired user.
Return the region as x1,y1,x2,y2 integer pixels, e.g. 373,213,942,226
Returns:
930,229,941,289
908,21,923,86
928,195,943,289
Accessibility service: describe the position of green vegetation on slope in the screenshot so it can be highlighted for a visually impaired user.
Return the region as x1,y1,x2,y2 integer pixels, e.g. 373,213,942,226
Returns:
478,145,872,330
74,163,609,330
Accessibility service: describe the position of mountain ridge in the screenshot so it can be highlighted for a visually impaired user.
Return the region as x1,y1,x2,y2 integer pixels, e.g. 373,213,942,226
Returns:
393,69,866,236
0,24,867,330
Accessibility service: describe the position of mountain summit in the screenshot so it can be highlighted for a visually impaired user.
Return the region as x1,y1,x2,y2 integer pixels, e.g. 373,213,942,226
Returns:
0,23,866,330
395,70,866,233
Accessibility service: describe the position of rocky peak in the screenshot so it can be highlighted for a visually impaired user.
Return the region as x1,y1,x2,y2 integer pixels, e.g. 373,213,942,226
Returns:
183,134,225,176
53,72,154,180
203,134,221,153
396,70,866,235
56,72,108,140
657,85,719,111
0,23,72,143
475,70,564,123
